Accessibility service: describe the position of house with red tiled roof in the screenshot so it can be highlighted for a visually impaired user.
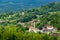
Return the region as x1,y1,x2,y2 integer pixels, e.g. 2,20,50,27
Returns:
40,24,58,34
29,20,39,33
29,26,39,33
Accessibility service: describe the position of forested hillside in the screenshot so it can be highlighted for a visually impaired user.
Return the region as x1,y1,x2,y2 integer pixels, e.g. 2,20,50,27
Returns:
0,2,60,40
0,2,60,28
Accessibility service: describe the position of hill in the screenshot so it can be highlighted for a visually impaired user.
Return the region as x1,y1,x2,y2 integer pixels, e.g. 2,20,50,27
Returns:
0,2,60,29
0,0,60,13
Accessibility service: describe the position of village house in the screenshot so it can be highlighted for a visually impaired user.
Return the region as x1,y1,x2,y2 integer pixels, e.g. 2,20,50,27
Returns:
21,12,25,15
29,20,40,33
0,19,5,22
40,24,58,34
29,26,39,33
18,22,26,27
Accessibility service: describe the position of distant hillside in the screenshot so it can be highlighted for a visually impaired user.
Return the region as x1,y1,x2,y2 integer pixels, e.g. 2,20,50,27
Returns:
0,0,60,13
26,2,60,15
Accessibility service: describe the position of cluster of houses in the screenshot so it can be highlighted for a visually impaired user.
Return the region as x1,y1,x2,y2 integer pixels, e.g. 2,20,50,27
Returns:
29,20,58,34
18,19,58,34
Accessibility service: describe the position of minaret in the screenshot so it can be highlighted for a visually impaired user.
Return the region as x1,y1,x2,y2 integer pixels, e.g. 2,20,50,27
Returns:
30,20,36,28
34,21,35,28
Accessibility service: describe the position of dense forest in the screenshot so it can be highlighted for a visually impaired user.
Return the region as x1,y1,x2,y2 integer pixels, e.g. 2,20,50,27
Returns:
0,2,60,40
